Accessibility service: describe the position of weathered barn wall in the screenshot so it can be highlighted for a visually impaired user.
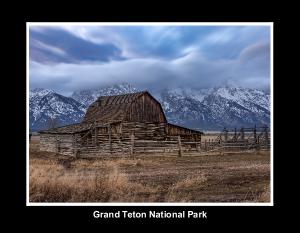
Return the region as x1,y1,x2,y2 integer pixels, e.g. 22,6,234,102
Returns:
40,134,74,156
72,122,167,156
166,123,202,141
125,93,166,123
40,134,57,152
121,122,166,140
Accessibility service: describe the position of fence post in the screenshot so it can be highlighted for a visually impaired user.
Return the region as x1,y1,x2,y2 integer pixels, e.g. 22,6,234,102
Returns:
178,135,182,157
253,125,257,145
234,128,237,141
241,127,244,140
56,136,60,153
130,133,134,156
73,134,77,158
264,126,269,148
224,128,228,142
254,125,257,141
205,140,207,151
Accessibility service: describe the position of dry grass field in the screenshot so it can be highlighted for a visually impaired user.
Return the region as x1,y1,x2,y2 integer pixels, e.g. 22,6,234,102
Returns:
29,136,270,203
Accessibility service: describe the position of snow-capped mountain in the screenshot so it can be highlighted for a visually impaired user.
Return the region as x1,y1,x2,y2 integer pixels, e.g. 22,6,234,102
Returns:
158,85,270,130
29,88,85,131
29,83,270,131
71,83,140,108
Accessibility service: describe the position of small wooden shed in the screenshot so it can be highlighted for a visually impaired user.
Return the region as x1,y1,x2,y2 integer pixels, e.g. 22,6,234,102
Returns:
39,91,203,156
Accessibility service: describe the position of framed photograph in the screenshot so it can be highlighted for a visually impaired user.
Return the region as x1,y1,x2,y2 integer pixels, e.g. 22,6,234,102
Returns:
27,22,272,207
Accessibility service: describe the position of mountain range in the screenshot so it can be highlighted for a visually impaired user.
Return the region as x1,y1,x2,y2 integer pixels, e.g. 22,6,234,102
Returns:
29,83,270,131
29,88,85,131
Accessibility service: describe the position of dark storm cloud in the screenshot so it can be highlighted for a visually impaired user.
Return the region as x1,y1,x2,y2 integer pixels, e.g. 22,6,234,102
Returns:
30,28,124,63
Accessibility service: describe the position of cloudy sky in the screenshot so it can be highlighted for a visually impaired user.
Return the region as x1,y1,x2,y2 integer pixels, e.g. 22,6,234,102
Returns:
29,24,271,96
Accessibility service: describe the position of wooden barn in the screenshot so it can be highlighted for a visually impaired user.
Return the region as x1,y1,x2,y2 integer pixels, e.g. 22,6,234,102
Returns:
39,91,203,156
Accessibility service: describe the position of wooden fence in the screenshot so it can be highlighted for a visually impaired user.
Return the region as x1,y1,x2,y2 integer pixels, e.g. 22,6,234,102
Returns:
129,125,270,156
72,125,270,157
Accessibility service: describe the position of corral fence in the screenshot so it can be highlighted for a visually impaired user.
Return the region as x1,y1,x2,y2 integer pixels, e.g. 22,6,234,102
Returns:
218,125,270,150
131,125,270,156
72,125,270,157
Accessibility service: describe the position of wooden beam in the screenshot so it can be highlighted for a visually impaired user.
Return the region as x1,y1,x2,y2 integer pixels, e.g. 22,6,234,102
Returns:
264,127,269,147
80,130,92,141
130,133,134,156
234,128,237,141
94,127,98,147
178,135,182,157
254,125,257,144
241,127,244,140
108,124,112,153
73,134,78,158
196,142,200,152
56,136,59,153
224,128,228,142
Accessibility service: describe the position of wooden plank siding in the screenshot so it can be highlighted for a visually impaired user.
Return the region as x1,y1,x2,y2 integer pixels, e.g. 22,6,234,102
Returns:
166,123,202,141
40,134,74,155
125,92,167,123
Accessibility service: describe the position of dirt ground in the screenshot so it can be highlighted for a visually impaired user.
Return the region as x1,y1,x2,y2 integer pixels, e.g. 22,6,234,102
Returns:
29,136,270,203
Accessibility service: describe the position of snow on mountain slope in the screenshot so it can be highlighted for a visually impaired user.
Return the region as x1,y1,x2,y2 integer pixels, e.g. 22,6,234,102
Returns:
158,85,270,130
29,88,85,131
213,86,270,112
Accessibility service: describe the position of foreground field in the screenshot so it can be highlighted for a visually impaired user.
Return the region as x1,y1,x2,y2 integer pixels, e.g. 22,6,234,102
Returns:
29,136,270,203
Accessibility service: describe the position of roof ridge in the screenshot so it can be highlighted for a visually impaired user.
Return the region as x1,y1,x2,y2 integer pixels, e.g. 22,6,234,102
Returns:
95,90,148,103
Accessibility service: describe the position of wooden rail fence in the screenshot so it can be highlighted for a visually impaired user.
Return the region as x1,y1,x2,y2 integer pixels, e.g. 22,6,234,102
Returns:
71,125,270,157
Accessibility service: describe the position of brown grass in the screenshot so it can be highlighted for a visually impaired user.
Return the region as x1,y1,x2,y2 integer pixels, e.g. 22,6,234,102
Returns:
30,160,159,202
29,136,270,203
255,185,270,202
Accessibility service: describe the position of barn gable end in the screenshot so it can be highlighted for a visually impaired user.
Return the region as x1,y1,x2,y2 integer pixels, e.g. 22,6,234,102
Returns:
124,92,167,123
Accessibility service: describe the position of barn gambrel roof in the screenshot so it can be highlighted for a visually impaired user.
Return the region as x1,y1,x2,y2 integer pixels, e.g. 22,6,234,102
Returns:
83,91,167,123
